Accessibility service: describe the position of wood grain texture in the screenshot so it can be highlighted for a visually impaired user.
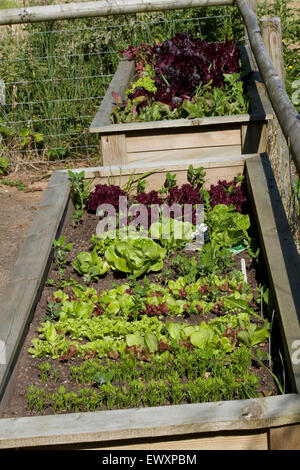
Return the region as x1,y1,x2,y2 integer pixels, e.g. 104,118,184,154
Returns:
101,133,127,165
86,432,268,450
90,60,135,130
1,394,300,449
127,145,242,164
269,424,300,450
241,122,267,154
39,430,268,450
61,156,252,179
90,165,245,191
90,113,268,135
126,128,241,153
246,154,300,394
261,16,285,87
0,0,234,25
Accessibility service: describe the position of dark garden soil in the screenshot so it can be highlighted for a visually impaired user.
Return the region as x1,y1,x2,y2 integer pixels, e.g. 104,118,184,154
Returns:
2,206,280,420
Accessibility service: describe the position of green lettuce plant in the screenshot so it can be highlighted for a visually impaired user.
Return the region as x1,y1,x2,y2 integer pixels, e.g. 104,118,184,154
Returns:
208,204,251,250
149,217,194,253
72,250,109,283
105,237,166,277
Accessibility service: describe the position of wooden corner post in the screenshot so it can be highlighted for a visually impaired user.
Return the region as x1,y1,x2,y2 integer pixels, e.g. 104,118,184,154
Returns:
260,16,285,88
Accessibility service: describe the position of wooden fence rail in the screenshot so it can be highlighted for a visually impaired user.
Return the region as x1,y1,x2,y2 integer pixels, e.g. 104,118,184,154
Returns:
0,0,233,25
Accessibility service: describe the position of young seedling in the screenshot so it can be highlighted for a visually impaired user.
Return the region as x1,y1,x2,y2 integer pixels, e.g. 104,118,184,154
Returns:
37,362,51,383
53,235,73,279
45,299,62,321
159,172,177,195
136,177,147,195
187,164,206,190
68,170,92,225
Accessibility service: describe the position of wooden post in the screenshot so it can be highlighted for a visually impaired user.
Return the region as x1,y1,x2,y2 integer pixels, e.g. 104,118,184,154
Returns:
100,133,127,166
236,0,300,175
260,17,285,88
244,0,257,43
269,424,300,450
247,0,257,16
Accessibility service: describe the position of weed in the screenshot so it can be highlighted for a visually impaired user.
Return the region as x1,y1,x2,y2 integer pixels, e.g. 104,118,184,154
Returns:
0,179,26,190
52,235,73,279
68,170,92,225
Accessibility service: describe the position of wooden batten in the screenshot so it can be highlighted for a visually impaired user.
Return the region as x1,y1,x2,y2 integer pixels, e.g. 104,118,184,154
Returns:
125,128,241,153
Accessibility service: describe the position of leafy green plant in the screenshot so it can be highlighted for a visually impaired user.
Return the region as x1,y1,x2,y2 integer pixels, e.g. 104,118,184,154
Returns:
29,321,73,359
45,299,62,321
159,172,177,195
105,237,166,277
237,323,270,348
137,176,147,195
26,385,46,414
53,235,73,279
187,164,206,190
37,362,52,384
20,127,43,150
182,73,248,118
208,204,251,251
172,243,234,282
0,156,9,175
126,66,157,95
149,217,194,253
68,170,92,225
0,179,26,190
93,370,115,387
90,234,116,256
72,250,109,283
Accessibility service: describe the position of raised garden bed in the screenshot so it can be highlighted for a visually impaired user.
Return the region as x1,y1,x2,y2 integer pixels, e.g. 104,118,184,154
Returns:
89,35,273,166
0,154,299,450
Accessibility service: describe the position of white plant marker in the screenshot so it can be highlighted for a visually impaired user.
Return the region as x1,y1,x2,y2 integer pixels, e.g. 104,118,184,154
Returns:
241,258,247,284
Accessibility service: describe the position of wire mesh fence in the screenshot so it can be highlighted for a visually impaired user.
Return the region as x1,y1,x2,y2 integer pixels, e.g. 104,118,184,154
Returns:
0,7,242,165
267,117,300,250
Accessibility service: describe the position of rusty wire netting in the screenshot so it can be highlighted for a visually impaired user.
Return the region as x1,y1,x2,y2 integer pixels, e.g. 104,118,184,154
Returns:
267,117,300,251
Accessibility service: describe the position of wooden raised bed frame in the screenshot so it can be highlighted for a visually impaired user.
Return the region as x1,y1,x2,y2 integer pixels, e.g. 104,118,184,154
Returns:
89,46,273,166
0,153,300,450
